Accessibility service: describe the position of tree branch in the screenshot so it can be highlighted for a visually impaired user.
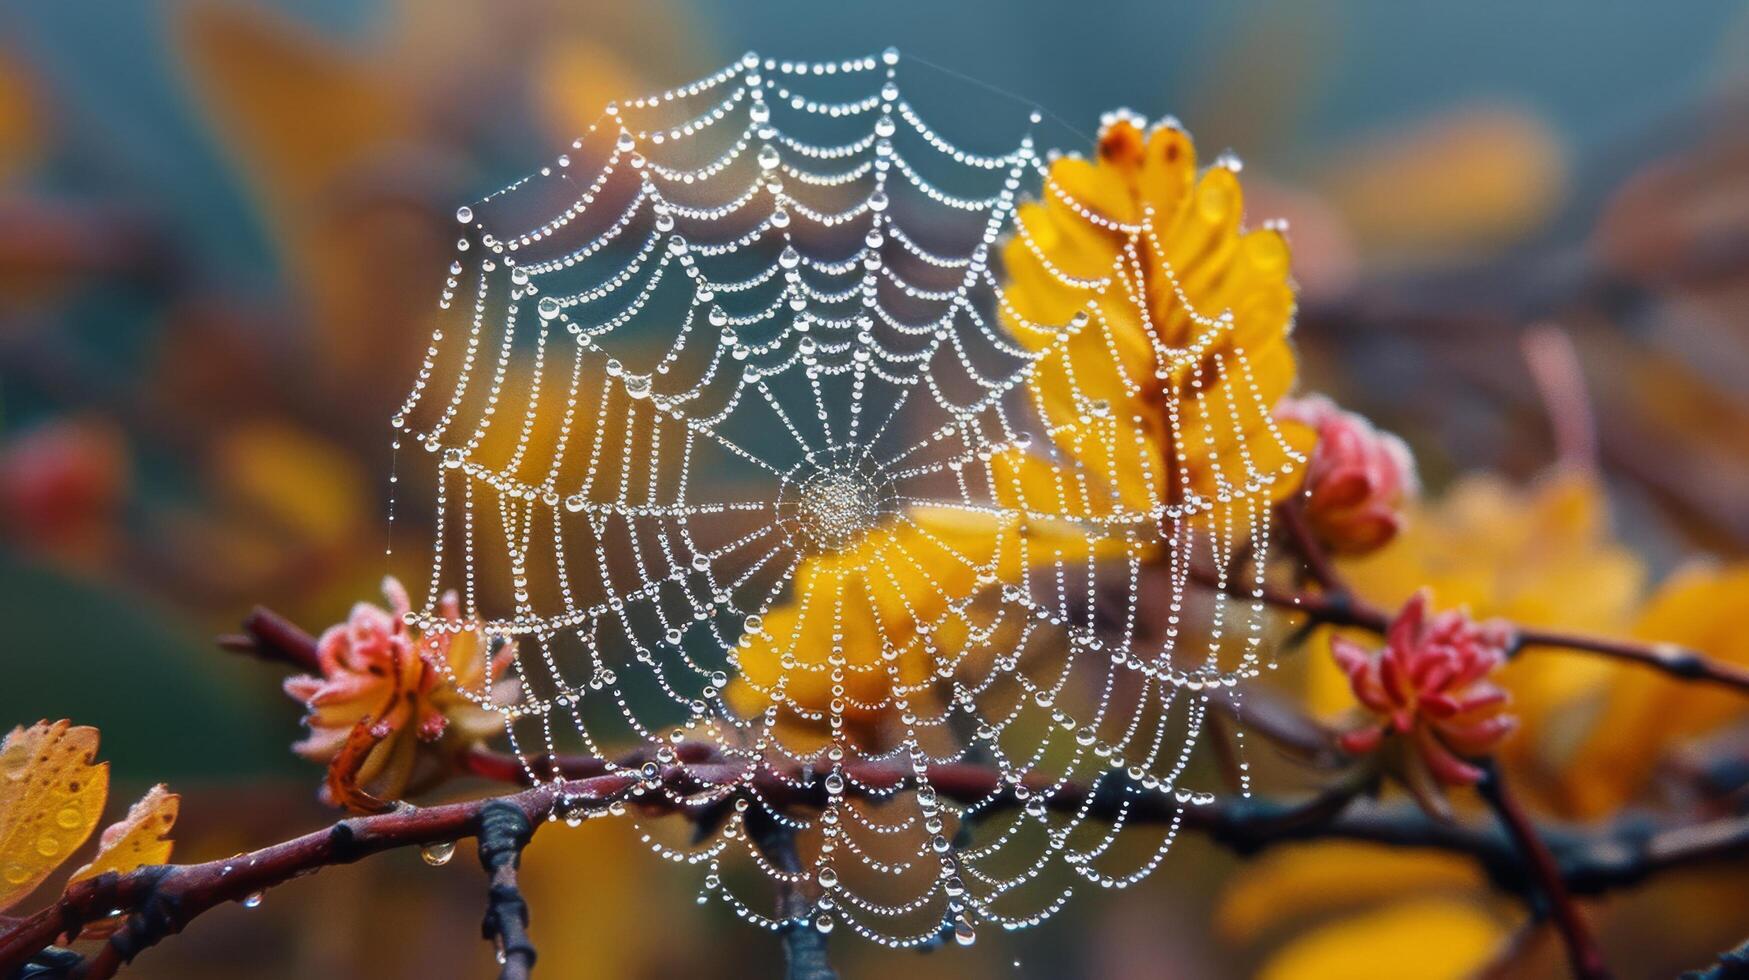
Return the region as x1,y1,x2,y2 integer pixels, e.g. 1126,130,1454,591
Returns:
1477,760,1612,980
1190,565,1749,695
749,818,837,980
0,777,624,978
1682,937,1749,980
1275,500,1346,595
476,801,536,980
1510,628,1749,693
2,751,1744,977
215,607,323,673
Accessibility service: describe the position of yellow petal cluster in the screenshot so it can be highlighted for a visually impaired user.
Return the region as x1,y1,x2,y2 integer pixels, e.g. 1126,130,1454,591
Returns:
1000,115,1311,515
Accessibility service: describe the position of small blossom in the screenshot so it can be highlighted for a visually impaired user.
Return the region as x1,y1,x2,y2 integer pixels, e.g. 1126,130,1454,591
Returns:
1277,394,1417,554
1332,590,1517,787
0,417,127,563
285,576,517,804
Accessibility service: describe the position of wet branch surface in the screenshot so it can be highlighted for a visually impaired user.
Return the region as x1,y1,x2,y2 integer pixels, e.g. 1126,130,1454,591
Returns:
7,538,1748,980
1477,761,1611,980
1193,500,1749,696
4,734,1745,978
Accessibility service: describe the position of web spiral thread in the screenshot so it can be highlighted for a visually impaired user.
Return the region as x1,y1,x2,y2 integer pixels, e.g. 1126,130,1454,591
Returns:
390,48,1302,947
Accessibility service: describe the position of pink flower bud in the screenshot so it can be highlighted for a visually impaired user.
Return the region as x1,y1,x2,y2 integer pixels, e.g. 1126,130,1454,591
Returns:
1277,394,1417,554
284,576,518,803
1332,590,1517,786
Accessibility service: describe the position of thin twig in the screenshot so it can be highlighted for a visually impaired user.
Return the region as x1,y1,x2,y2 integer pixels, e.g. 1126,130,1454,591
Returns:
1511,628,1749,693
1189,565,1749,695
477,801,537,980
1521,324,1598,471
216,607,323,673
1276,499,1346,595
1477,760,1612,980
749,818,837,980
1681,937,1749,980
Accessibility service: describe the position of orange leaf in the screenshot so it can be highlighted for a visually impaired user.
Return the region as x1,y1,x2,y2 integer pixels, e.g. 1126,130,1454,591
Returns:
0,721,109,913
70,784,179,884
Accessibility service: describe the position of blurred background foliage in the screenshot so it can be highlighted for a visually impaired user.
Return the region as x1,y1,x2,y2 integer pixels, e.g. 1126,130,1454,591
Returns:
1,1,1747,976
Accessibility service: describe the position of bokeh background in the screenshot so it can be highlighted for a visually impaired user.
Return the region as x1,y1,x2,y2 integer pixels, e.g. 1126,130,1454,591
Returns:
3,1,1748,977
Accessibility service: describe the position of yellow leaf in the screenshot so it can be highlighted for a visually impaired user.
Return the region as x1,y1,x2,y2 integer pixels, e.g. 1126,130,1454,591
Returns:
0,721,109,912
1566,561,1749,817
1218,843,1486,941
177,2,404,202
175,0,434,378
1256,897,1509,980
532,38,645,142
0,52,45,184
210,420,368,548
70,784,179,883
999,117,1309,521
1316,106,1565,259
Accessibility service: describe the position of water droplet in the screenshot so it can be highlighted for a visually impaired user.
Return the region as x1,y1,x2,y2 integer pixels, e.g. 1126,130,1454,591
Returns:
455,205,473,224
953,918,977,946
537,297,561,320
35,834,58,858
55,807,83,829
757,145,781,170
242,891,264,909
420,841,456,866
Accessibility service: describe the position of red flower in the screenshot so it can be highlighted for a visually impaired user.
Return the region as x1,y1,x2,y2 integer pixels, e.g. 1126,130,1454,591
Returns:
0,417,127,563
285,576,517,804
1277,394,1417,554
1332,590,1517,786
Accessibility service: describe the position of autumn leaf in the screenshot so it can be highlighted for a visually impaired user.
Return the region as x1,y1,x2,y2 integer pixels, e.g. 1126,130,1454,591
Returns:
0,52,45,184
0,721,109,912
1565,561,1749,817
1218,843,1487,942
1000,115,1312,519
70,784,180,883
1314,105,1565,258
1254,896,1510,980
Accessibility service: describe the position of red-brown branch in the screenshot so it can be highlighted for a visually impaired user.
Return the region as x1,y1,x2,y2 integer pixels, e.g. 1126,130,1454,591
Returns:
1478,760,1611,980
1202,513,1749,695
1276,499,1347,595
4,753,1745,976
216,606,323,673
0,778,581,977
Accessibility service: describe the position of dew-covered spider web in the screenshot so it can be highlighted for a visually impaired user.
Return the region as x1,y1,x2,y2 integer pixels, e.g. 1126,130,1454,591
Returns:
390,49,1303,948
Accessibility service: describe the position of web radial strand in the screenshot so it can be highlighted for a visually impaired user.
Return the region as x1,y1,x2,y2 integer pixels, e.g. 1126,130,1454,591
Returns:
391,49,1302,947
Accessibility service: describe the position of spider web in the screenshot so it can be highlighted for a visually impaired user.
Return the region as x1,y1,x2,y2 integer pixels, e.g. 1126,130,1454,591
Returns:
390,49,1301,947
